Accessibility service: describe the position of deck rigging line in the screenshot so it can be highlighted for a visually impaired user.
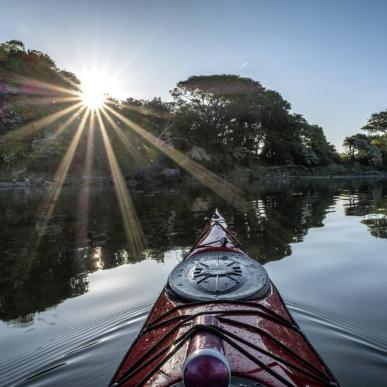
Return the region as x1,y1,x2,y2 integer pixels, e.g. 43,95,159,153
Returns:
113,323,336,387
113,303,336,387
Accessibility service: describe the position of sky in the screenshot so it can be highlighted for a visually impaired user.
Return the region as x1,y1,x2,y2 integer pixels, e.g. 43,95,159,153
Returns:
1,0,387,148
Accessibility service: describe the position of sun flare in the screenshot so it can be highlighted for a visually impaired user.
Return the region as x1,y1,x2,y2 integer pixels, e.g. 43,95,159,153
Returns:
79,69,122,109
82,88,106,109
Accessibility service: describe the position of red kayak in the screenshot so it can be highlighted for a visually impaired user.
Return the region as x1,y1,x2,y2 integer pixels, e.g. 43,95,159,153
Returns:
110,210,339,387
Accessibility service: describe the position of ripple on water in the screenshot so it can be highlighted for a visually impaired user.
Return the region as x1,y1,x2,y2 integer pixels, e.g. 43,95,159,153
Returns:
286,298,387,387
2,182,387,386
1,299,155,387
7,298,387,387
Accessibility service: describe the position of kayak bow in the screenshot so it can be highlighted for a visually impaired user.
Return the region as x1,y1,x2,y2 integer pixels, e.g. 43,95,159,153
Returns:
110,209,339,387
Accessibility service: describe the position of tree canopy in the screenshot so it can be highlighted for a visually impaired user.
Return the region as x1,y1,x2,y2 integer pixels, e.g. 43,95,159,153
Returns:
0,40,82,169
362,110,387,136
344,108,387,168
0,40,79,89
170,74,337,167
343,133,382,167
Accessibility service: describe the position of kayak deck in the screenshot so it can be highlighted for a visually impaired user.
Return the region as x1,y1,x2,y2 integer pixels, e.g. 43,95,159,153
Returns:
110,211,339,386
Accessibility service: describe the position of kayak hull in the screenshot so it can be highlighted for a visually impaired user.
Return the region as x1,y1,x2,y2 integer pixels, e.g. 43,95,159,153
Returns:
111,211,339,387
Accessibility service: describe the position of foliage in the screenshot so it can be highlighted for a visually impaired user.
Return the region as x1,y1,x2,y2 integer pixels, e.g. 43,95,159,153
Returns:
0,40,79,87
370,134,387,168
170,75,337,167
362,216,387,239
362,110,387,136
343,133,382,167
0,40,81,170
344,109,387,168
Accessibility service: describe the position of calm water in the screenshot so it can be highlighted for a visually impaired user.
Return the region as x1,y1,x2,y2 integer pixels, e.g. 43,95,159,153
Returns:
1,178,387,386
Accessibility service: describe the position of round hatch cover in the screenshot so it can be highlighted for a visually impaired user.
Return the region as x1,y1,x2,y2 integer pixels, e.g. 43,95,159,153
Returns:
168,251,269,301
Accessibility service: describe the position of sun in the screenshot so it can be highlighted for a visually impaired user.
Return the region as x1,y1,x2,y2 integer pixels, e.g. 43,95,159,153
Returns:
82,88,106,109
79,69,122,109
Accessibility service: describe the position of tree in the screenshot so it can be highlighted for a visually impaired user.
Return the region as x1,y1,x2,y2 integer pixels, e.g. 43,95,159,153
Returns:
362,110,387,136
170,74,338,167
370,135,387,168
171,74,295,162
0,40,81,170
0,40,25,53
343,133,382,167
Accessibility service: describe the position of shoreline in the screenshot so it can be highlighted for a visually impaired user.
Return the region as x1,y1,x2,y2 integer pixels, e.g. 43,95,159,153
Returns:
1,166,387,189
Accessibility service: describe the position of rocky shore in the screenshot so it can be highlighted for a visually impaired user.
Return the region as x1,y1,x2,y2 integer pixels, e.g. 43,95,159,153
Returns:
1,164,386,190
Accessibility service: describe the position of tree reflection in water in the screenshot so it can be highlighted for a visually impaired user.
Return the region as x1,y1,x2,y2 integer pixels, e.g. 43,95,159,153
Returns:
343,180,387,238
1,178,387,324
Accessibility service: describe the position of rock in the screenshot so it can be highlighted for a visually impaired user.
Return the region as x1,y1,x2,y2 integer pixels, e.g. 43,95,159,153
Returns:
0,181,13,187
15,179,30,187
232,146,249,163
126,178,138,187
218,153,233,169
31,136,64,160
191,197,211,212
161,168,181,178
188,146,212,162
14,168,27,177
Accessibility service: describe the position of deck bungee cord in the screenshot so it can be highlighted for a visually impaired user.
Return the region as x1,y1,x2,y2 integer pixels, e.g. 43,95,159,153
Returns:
110,210,340,387
113,312,336,386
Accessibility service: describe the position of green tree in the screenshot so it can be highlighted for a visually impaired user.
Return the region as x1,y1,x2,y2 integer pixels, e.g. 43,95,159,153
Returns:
0,40,81,170
171,75,337,167
343,133,382,167
362,110,387,136
356,109,387,168
171,75,292,161
0,40,25,53
370,135,387,168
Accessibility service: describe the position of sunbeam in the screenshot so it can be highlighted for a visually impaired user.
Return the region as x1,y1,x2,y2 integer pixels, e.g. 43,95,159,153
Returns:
11,74,81,98
4,101,83,141
75,112,95,248
4,96,81,109
96,110,145,255
104,105,245,208
100,107,148,168
20,109,91,285
53,105,87,137
38,109,90,232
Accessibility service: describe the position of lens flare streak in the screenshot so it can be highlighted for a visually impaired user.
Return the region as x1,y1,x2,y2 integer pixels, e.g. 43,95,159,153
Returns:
105,105,244,207
75,113,95,248
5,96,82,109
96,110,145,255
21,110,91,282
4,102,83,141
53,105,86,138
39,110,90,232
100,107,148,168
12,75,81,97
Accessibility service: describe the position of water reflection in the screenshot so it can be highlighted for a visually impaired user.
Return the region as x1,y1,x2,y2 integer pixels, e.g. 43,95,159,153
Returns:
1,178,387,324
362,214,387,238
342,180,387,238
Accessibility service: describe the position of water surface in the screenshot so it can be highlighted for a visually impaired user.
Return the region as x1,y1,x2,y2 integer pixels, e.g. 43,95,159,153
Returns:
1,178,387,386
